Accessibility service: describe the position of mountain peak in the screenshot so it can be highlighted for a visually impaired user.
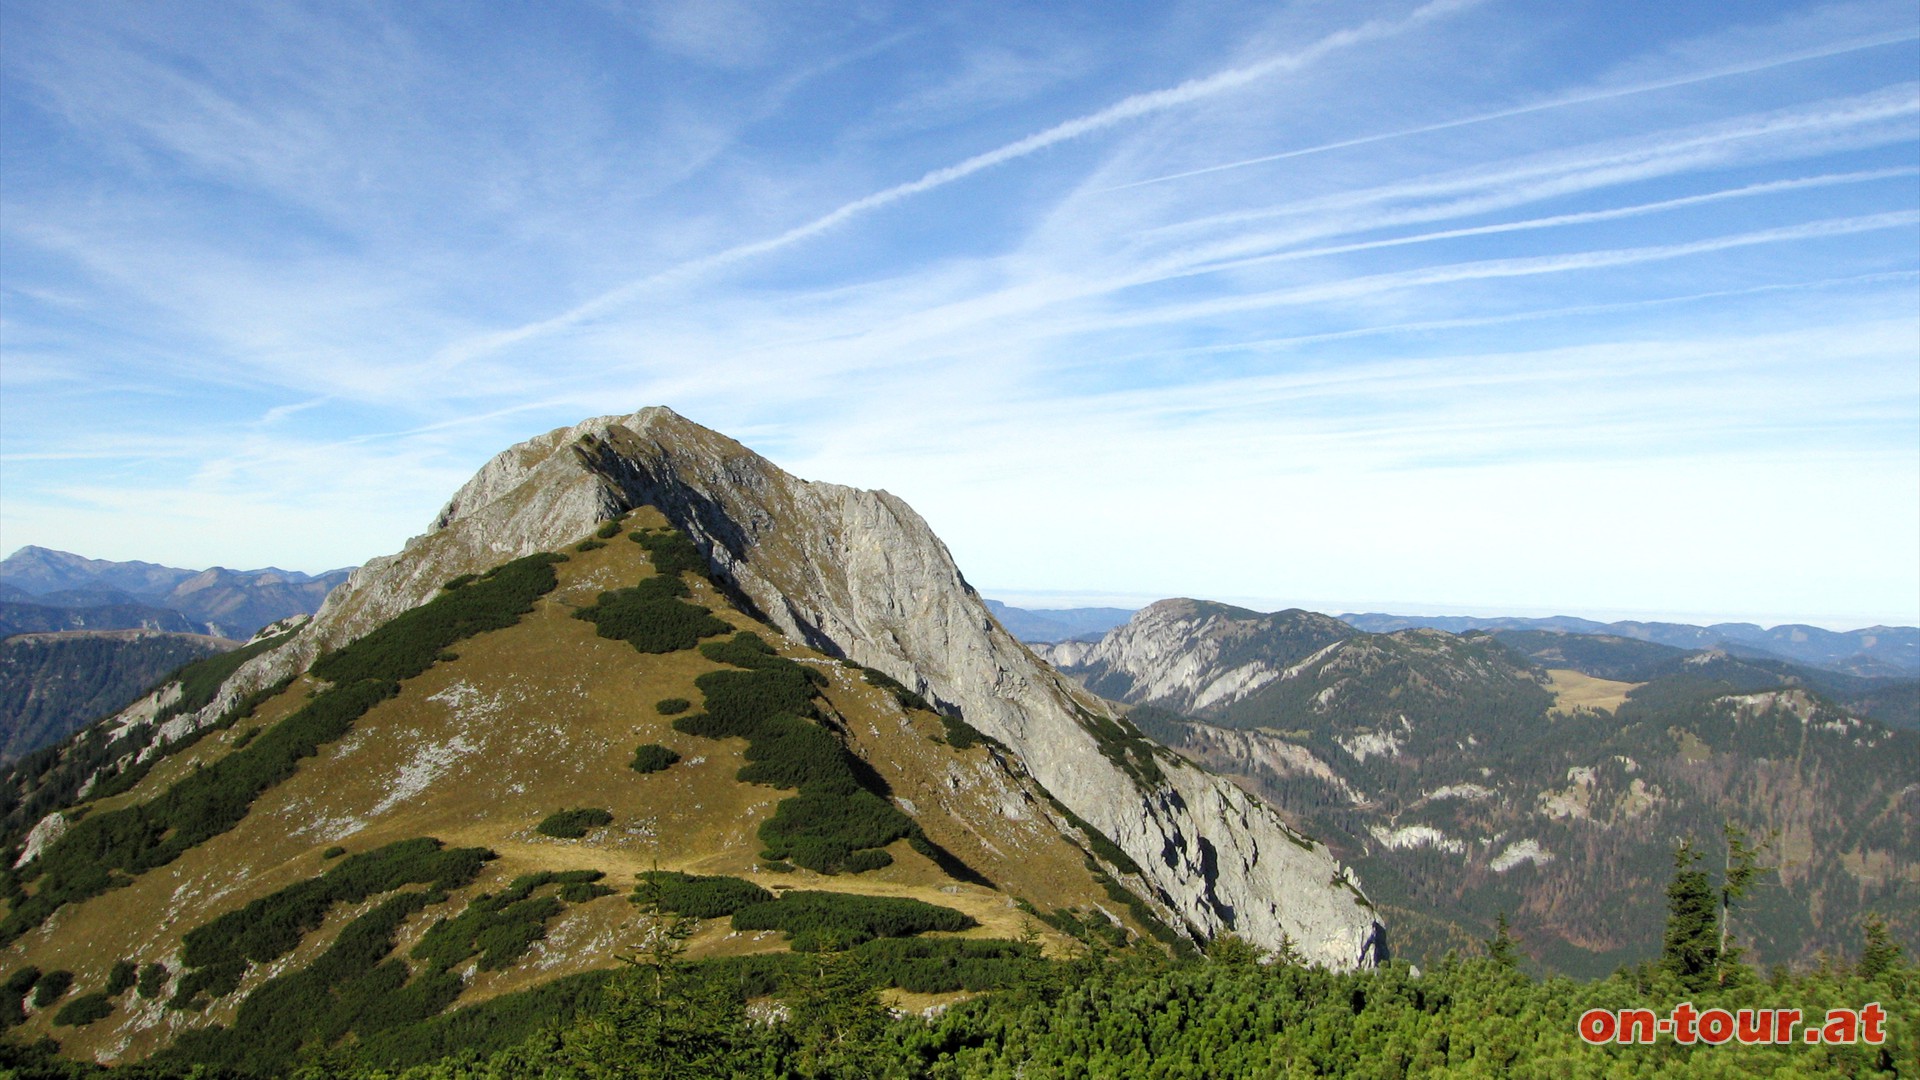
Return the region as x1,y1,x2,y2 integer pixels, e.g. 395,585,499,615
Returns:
197,408,1385,967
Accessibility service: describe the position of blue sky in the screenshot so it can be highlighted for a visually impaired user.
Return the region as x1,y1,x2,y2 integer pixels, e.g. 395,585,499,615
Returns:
2,0,1915,628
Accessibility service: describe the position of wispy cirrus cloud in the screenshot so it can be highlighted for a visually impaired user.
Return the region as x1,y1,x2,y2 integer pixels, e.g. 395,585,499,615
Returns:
427,0,1488,370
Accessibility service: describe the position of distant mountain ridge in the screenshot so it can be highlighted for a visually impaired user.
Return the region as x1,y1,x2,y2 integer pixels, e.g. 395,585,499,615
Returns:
1339,611,1918,676
0,546,353,641
983,600,1135,643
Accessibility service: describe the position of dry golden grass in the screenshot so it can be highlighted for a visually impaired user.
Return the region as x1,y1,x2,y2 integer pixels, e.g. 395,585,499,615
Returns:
1544,668,1639,715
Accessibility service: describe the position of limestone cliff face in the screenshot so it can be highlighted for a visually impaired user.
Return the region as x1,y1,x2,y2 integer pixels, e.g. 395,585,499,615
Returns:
1040,600,1356,715
96,408,1384,967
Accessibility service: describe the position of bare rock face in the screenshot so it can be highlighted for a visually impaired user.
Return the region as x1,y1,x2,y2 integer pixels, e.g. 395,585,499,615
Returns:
11,810,67,870
102,407,1384,967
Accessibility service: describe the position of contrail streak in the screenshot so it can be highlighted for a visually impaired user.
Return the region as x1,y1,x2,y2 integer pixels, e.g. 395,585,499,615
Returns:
431,0,1485,368
1101,30,1920,192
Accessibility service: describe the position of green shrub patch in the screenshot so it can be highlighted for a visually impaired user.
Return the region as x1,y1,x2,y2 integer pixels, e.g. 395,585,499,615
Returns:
667,634,986,879
136,962,167,999
161,890,450,1073
941,715,988,750
853,937,1038,993
628,527,709,579
629,743,681,773
668,633,922,874
31,969,73,1007
1074,704,1166,788
0,966,37,1028
162,628,301,725
2,678,398,947
536,808,612,839
312,553,565,687
105,959,136,996
757,789,916,873
171,838,494,1008
152,866,608,1076
0,635,299,857
655,697,691,715
730,890,976,951
148,931,1038,1077
352,969,615,1071
841,849,894,873
575,574,729,654
412,871,612,974
634,871,775,918
860,666,934,713
53,991,113,1027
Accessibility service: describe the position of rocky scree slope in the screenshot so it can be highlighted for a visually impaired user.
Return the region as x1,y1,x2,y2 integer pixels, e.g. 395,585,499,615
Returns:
84,407,1380,968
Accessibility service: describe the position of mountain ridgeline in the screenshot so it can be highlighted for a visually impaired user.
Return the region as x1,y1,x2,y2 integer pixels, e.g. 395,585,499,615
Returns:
0,551,356,765
1038,601,1920,978
1339,611,1919,678
0,408,1380,1068
0,549,352,643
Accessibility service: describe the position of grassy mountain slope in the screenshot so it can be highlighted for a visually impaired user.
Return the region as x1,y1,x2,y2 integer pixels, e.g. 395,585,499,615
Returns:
0,511,1150,1065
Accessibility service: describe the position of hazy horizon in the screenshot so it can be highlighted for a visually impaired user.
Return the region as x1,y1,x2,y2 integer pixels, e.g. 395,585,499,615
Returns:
982,589,1916,634
2,540,1909,632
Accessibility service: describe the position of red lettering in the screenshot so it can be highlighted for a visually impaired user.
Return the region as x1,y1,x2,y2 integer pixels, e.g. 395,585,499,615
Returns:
1775,1008,1802,1043
1822,1009,1859,1044
1698,1008,1734,1044
1618,1008,1657,1045
1671,1002,1699,1044
1862,1003,1886,1044
1736,1008,1772,1044
1578,1009,1616,1044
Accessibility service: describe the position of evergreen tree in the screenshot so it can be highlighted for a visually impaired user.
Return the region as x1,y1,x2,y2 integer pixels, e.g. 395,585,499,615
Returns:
781,939,890,1080
1272,930,1303,967
1485,912,1519,969
1860,913,1904,979
1715,821,1768,986
1661,840,1719,993
1206,933,1265,966
561,900,745,1078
